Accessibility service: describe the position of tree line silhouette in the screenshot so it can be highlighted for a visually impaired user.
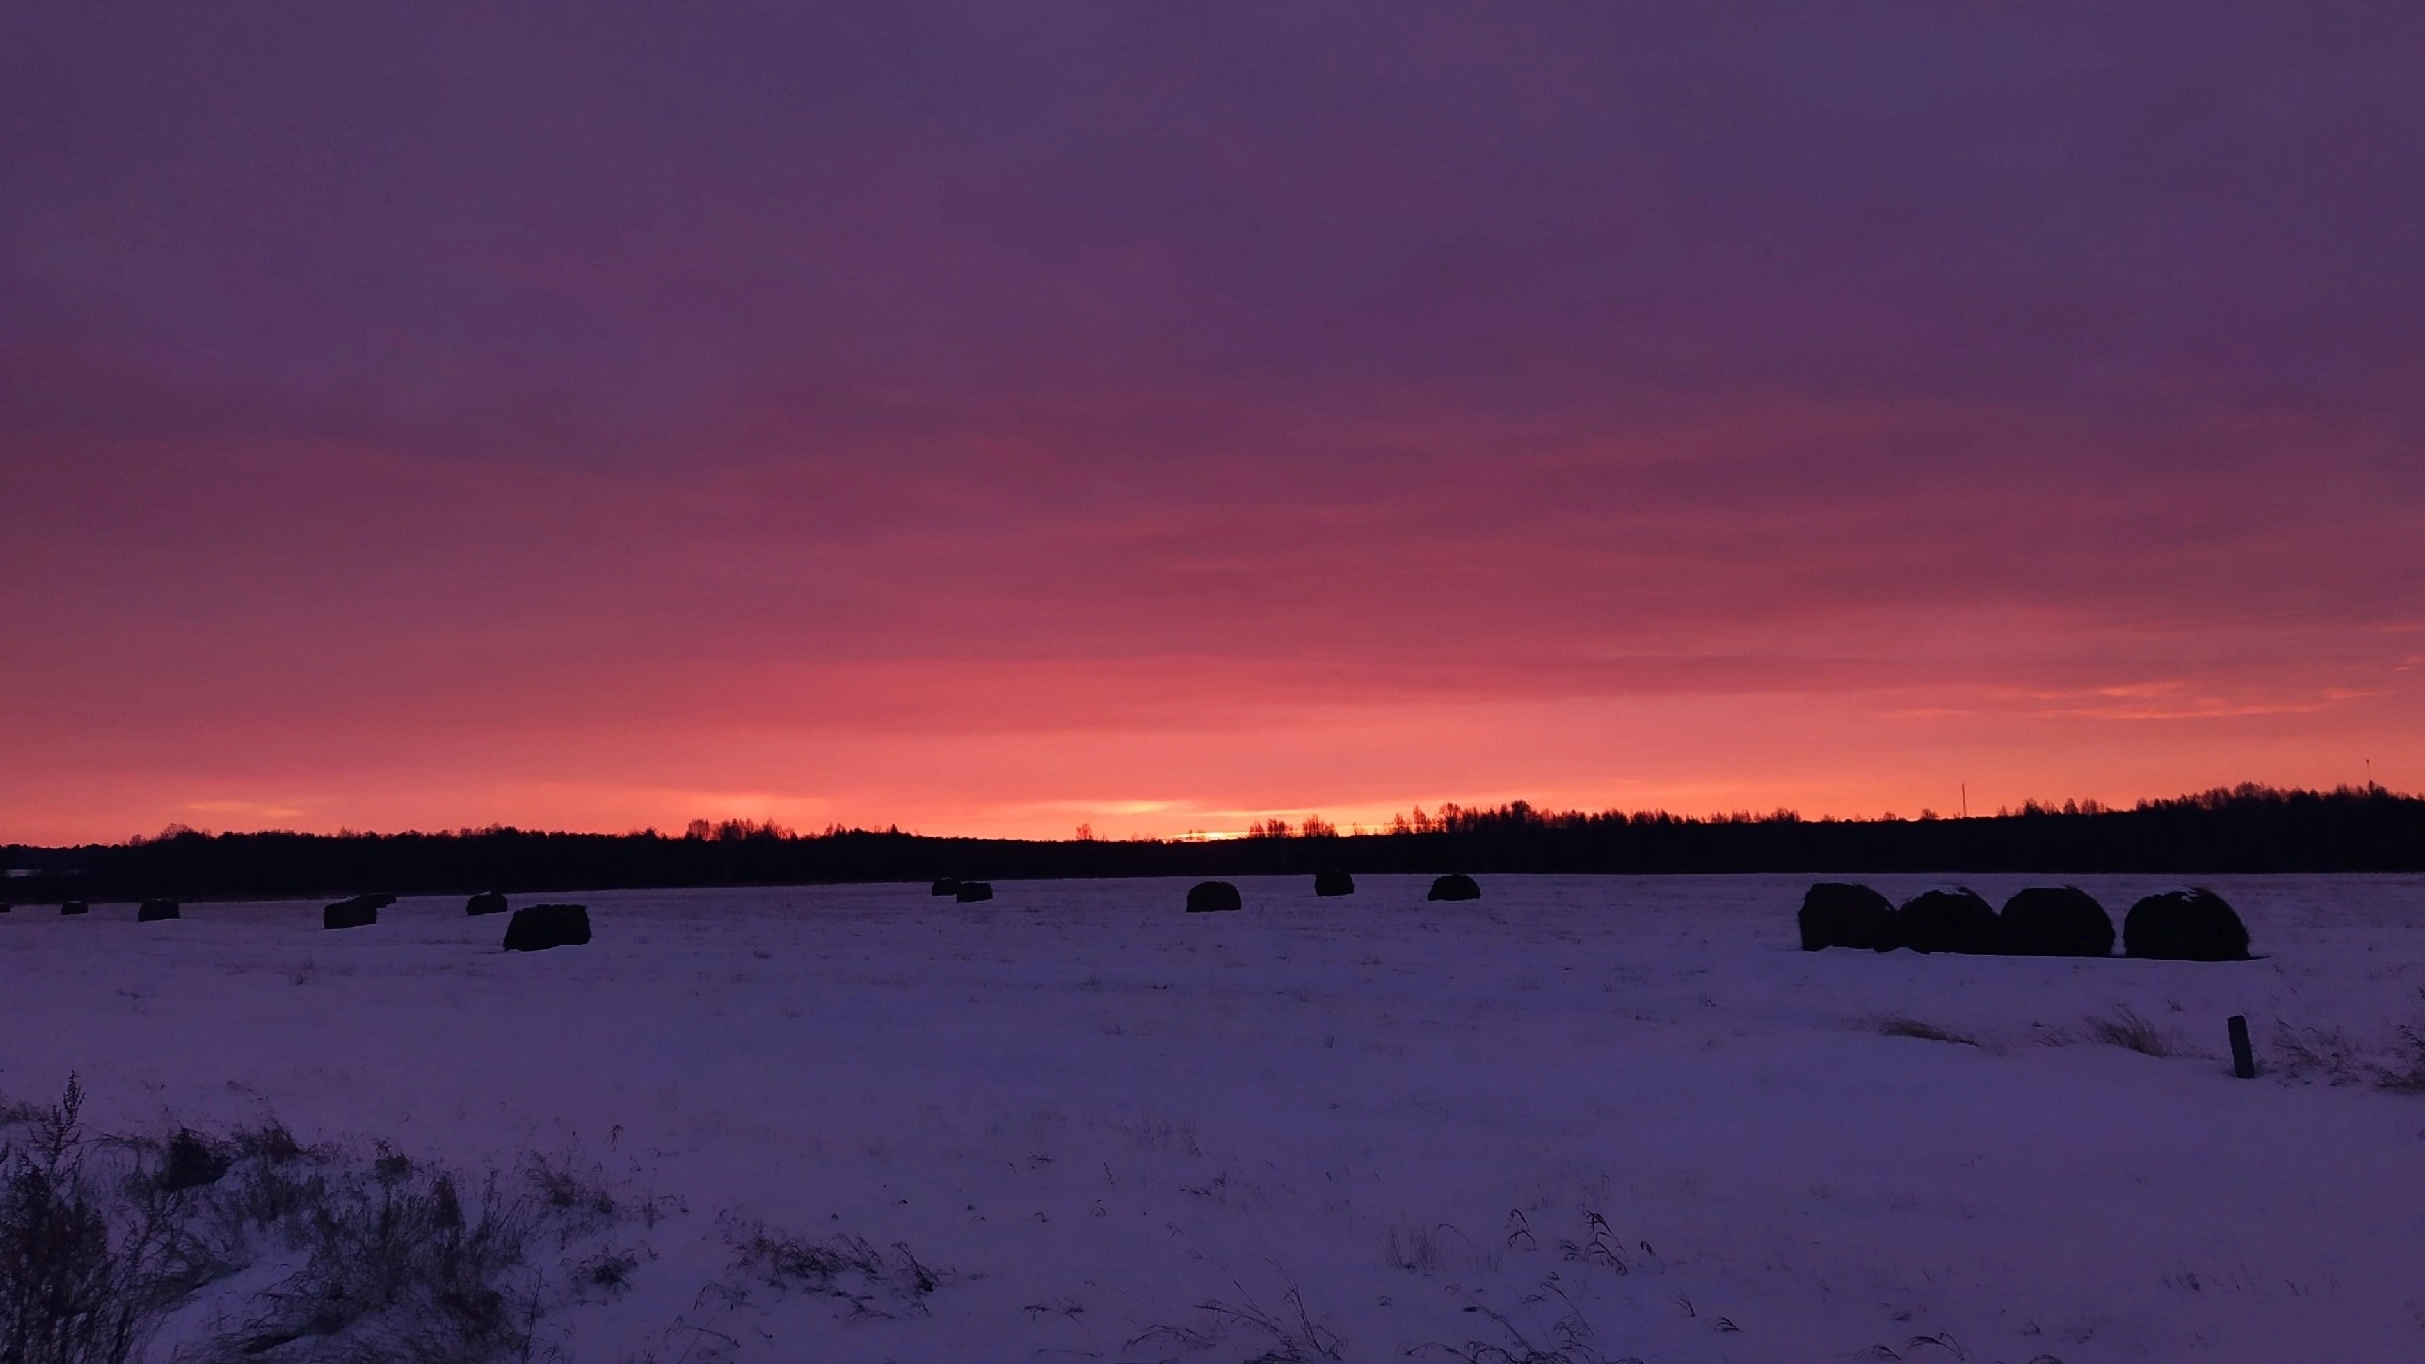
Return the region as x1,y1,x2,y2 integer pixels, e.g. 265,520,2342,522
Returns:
3,784,2419,903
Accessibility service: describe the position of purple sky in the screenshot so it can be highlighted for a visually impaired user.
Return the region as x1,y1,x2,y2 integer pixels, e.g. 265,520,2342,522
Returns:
5,4,2422,841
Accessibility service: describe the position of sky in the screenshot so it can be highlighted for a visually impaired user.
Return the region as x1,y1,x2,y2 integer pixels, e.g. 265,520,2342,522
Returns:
5,3,2422,844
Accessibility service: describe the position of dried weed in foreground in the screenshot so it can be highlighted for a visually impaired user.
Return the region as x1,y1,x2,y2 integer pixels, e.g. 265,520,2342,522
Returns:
2086,1007,2177,1057
1874,1016,1981,1047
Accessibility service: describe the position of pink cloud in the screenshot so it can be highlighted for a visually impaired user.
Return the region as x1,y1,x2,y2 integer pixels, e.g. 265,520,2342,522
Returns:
3,6,2422,840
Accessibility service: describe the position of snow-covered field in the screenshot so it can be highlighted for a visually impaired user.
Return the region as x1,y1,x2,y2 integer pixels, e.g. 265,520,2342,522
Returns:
4,873,2422,1363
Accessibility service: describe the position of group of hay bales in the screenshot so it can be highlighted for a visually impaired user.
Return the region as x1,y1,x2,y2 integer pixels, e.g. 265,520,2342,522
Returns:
27,890,591,953
322,892,393,930
1181,871,1480,912
931,877,994,901
461,892,589,950
1798,882,2250,960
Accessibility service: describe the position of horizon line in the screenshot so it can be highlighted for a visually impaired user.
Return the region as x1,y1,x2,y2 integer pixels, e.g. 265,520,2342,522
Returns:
17,780,2413,852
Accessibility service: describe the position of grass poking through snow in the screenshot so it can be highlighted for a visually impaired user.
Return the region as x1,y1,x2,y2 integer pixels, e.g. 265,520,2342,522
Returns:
2086,1007,2178,1057
1874,1016,1981,1047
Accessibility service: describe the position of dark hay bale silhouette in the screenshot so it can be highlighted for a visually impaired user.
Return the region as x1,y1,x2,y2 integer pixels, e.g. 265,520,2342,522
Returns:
1427,874,1481,902
160,1130,231,1192
2124,887,2251,961
323,895,380,930
954,881,994,903
1313,869,1356,897
502,902,592,952
1797,882,1895,951
1892,888,1999,954
137,898,181,922
61,900,88,916
465,890,509,916
1999,886,2114,957
1186,880,1242,913
930,877,961,897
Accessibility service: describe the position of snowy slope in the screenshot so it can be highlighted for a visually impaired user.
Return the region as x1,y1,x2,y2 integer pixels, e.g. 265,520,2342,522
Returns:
2,873,2420,1362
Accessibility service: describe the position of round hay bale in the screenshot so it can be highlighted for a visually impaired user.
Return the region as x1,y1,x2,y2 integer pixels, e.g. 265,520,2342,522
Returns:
954,881,994,903
323,895,380,930
930,877,962,897
2123,888,2251,961
502,903,592,952
1797,882,1895,951
1313,869,1356,897
61,900,89,916
465,891,509,916
1187,880,1243,913
137,898,181,923
1998,886,2114,956
1426,874,1482,902
1893,888,1998,954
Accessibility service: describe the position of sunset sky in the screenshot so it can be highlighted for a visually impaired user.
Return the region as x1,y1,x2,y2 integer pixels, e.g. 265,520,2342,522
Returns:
5,4,2421,844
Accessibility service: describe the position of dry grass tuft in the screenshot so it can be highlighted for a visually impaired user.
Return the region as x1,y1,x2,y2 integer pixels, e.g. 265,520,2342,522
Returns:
1874,1016,1981,1047
2272,1011,2425,1094
2086,1006,2178,1057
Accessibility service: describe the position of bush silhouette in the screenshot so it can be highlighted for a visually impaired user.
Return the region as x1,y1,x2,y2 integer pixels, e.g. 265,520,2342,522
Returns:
1186,881,1242,913
930,877,961,897
954,881,993,903
159,1129,231,1193
1891,888,1999,954
2123,888,2251,961
1313,869,1355,897
465,891,508,916
1999,886,2114,956
323,896,380,930
1426,874,1481,902
502,903,591,952
1797,882,1895,950
137,898,180,922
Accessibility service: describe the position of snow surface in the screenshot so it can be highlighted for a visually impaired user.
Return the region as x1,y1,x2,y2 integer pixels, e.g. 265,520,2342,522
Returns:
3,873,2423,1362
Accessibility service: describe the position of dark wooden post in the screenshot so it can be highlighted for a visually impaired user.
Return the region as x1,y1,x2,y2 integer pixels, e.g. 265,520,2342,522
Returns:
2227,1015,2255,1079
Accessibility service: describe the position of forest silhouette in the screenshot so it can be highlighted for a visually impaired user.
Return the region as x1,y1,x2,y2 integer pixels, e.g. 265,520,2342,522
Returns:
5,784,2420,903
